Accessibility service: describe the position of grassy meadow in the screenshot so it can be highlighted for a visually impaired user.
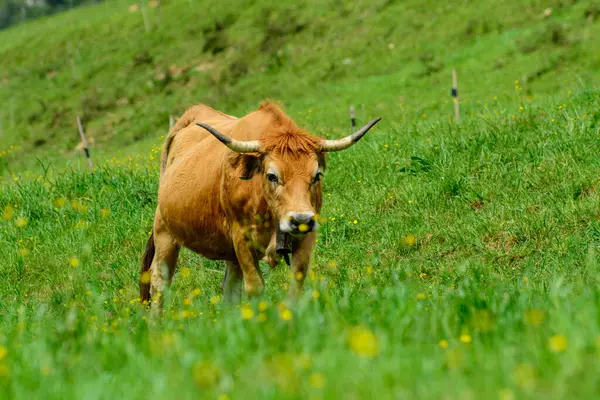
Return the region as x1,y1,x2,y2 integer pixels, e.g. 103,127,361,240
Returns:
1,0,600,399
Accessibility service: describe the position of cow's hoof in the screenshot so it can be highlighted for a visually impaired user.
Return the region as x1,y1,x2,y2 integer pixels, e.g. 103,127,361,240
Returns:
244,279,265,298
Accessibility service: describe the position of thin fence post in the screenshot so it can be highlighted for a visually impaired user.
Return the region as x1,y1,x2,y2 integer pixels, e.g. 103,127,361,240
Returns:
452,68,460,123
349,105,356,128
140,0,151,32
77,116,94,171
156,0,161,26
67,41,79,80
10,99,15,128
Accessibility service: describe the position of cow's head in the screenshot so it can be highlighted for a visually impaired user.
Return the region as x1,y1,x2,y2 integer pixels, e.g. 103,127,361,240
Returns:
196,111,380,236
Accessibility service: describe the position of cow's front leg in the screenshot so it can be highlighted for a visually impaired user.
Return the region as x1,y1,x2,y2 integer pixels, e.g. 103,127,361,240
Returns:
232,228,264,298
289,233,316,298
222,261,243,303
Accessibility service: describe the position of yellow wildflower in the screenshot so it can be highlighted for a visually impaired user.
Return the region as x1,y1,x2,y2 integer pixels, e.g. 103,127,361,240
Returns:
445,349,461,369
416,293,427,300
310,372,326,389
3,205,14,220
472,310,495,333
140,271,151,284
298,223,309,232
15,217,28,227
548,334,568,353
258,300,268,311
192,361,220,387
513,363,536,390
54,197,67,208
524,309,545,327
18,248,29,257
348,326,380,358
460,334,472,344
439,339,448,349
403,235,416,246
0,346,6,361
279,308,292,321
74,220,88,229
312,290,320,299
69,257,80,268
41,364,51,376
240,305,254,320
180,267,191,278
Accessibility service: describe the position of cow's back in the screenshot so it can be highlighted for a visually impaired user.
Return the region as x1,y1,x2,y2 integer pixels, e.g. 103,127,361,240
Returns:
157,105,239,260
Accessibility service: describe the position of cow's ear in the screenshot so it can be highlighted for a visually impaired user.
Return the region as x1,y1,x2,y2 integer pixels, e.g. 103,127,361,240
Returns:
229,153,263,180
318,152,326,171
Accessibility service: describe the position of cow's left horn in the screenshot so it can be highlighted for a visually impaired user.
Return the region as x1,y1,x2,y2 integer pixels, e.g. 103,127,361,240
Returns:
196,122,260,153
321,117,382,152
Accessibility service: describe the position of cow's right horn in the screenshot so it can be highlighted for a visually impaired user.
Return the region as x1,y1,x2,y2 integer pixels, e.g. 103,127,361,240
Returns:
196,122,260,153
321,117,381,152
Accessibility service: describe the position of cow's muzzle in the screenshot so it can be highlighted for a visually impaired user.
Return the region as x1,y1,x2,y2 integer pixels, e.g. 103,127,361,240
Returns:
279,212,317,235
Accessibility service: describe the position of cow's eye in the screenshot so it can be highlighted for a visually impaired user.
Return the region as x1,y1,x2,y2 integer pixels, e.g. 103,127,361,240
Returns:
266,173,279,184
313,172,323,184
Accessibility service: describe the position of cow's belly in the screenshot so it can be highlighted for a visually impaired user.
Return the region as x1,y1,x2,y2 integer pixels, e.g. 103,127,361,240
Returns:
158,154,236,261
160,205,237,261
182,229,236,261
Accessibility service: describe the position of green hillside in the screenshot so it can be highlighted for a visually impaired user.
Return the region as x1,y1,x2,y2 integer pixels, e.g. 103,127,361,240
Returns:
1,0,600,399
1,0,599,174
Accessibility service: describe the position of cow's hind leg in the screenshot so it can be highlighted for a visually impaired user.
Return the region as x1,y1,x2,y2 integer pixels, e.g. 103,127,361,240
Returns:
222,261,243,303
141,211,180,308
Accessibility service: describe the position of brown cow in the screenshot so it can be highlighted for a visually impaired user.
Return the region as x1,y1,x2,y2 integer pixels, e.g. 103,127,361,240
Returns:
140,101,380,304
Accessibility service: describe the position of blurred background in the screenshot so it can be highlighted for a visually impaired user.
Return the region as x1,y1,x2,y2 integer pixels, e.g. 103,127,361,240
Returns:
0,0,599,175
0,0,102,29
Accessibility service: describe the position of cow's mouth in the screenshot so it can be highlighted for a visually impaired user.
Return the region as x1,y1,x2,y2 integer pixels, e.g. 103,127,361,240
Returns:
279,213,317,235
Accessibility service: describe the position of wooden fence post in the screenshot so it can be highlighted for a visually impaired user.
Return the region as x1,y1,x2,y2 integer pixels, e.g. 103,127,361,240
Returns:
77,116,94,171
452,69,460,123
140,0,151,32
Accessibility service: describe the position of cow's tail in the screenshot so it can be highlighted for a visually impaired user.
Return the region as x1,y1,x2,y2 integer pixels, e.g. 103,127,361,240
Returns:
140,232,155,305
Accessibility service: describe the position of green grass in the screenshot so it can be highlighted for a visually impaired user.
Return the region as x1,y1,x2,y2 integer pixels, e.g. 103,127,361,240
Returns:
1,0,600,399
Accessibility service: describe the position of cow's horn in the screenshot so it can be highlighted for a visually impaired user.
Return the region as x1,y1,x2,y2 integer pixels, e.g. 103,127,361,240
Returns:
321,117,382,152
196,122,260,153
